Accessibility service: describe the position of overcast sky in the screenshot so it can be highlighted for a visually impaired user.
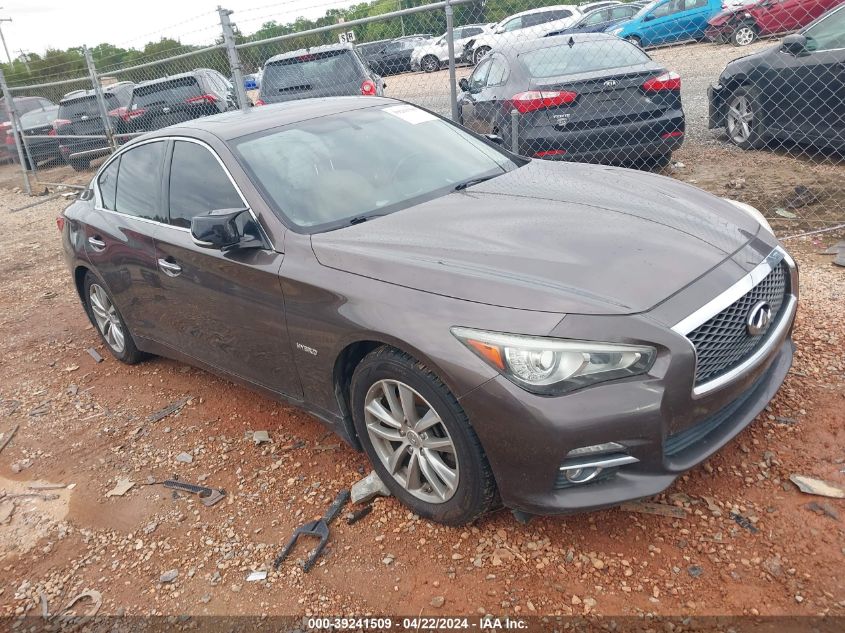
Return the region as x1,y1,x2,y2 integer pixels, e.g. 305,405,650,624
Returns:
1,0,359,59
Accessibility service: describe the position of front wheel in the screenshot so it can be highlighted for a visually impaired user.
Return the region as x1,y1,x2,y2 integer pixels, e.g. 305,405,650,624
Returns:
725,86,765,149
421,55,440,73
731,24,757,47
350,347,496,525
473,46,491,65
625,36,642,48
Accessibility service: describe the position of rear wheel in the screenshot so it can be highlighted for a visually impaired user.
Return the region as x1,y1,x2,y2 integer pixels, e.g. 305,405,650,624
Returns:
725,86,765,149
421,55,440,73
473,46,491,65
350,346,496,525
69,158,90,172
83,272,144,364
625,36,642,48
731,23,757,47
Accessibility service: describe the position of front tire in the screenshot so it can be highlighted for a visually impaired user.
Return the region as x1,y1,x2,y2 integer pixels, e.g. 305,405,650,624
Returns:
421,55,440,73
350,346,496,525
83,272,145,364
730,23,757,47
473,46,491,65
725,85,765,149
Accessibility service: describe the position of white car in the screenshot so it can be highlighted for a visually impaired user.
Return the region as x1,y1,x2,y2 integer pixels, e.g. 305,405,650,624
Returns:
411,23,495,73
464,5,583,65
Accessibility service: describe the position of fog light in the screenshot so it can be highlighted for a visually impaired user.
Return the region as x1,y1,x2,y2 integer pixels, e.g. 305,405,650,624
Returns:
564,466,602,483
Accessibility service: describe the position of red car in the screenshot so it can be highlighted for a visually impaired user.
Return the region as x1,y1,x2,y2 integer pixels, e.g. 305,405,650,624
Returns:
705,0,844,46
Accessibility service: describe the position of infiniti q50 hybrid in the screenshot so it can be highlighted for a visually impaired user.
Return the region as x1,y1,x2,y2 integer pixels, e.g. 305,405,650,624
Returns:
60,97,797,525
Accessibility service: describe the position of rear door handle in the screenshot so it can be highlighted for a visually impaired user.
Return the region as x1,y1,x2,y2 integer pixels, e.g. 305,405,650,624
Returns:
157,258,182,277
87,236,106,251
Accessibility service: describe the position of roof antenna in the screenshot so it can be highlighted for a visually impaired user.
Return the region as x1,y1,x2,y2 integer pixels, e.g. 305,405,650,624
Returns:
568,37,575,48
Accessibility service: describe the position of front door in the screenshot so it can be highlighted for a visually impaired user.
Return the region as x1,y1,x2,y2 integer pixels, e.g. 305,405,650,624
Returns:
151,138,302,398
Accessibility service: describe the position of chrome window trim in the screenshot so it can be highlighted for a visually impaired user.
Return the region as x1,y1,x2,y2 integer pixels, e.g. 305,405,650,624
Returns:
672,246,798,398
92,135,274,250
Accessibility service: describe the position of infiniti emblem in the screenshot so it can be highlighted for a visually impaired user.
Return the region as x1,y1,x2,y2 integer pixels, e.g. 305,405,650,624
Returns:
603,80,618,87
746,301,772,336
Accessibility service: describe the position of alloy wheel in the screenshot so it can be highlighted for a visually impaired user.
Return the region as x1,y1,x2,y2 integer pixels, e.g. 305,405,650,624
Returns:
734,26,755,46
726,94,754,144
89,283,126,354
474,47,490,64
422,56,439,73
363,379,459,504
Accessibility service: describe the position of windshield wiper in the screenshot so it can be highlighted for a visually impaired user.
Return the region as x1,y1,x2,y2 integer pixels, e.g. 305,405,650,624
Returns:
453,175,497,191
348,213,387,225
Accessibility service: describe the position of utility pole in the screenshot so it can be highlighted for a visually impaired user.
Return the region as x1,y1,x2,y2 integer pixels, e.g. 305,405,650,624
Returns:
0,8,12,67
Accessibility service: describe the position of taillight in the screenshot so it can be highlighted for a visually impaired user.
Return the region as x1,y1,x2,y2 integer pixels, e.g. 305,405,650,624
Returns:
509,90,578,114
254,98,266,106
642,71,681,92
5,131,14,145
185,94,218,105
535,149,566,157
660,130,684,139
126,108,146,120
48,128,57,137
361,79,377,96
56,216,65,232
53,118,71,132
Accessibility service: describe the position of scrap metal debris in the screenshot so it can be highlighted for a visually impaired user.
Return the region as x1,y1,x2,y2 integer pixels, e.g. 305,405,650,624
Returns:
790,474,845,499
805,501,839,521
0,424,19,455
27,482,67,491
86,348,103,363
346,504,373,525
146,396,192,423
351,471,391,504
246,570,267,582
729,512,759,534
274,489,350,572
60,589,102,617
163,476,225,507
252,430,270,445
105,478,135,498
785,185,818,209
620,501,686,519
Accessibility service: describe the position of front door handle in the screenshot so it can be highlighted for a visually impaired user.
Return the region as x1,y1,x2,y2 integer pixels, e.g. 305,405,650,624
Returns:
157,258,182,277
87,236,106,251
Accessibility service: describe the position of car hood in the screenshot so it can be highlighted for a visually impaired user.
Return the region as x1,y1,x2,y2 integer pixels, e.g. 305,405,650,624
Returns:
311,161,759,315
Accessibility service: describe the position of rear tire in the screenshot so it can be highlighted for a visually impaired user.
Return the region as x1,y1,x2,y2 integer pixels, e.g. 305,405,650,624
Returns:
350,346,496,525
473,46,491,65
69,158,90,171
625,36,642,48
725,85,765,149
421,55,440,73
82,271,145,365
730,23,757,47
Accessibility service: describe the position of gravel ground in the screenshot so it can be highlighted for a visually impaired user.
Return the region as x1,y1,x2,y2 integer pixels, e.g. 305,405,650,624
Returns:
0,186,843,624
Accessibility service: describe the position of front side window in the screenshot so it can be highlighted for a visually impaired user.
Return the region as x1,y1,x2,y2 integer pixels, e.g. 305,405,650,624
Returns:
584,10,611,25
168,141,244,229
501,17,524,31
115,141,166,222
804,6,845,51
232,104,516,231
469,58,492,90
98,157,120,211
486,57,509,86
611,5,639,19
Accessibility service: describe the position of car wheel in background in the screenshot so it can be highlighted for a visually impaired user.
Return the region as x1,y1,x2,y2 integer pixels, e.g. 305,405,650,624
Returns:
731,24,757,46
69,158,90,172
421,55,440,73
83,272,145,364
725,86,765,149
625,36,642,48
641,152,673,171
473,46,491,64
350,346,496,525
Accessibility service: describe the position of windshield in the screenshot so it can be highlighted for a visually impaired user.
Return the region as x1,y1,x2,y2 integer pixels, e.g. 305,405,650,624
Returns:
21,106,59,129
232,104,516,232
520,39,650,76
803,5,845,51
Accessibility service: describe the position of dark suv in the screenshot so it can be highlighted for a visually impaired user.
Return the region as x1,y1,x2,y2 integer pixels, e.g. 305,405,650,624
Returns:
256,44,383,105
126,69,237,134
55,81,134,171
0,96,56,162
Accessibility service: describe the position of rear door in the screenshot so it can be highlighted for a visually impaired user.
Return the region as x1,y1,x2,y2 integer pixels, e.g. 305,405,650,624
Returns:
151,138,301,397
83,141,167,341
262,50,363,102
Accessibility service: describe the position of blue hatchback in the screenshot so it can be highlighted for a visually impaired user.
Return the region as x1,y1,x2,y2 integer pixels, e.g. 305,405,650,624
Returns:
608,0,723,47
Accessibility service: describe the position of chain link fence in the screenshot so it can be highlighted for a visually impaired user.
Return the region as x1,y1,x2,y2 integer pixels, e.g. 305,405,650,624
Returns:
1,0,842,234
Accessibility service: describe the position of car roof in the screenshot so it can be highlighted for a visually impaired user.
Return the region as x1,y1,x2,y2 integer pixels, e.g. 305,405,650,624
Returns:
505,4,580,19
133,70,218,89
265,43,355,65
148,96,398,142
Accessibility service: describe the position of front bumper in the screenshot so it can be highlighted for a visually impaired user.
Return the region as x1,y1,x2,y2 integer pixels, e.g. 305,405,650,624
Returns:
458,246,797,515
704,24,733,42
708,83,728,129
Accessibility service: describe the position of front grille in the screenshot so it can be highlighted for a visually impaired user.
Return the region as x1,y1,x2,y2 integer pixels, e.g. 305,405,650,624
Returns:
687,262,788,386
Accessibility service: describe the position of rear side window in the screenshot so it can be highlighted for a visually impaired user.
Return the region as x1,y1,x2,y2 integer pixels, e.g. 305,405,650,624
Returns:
98,158,120,211
519,39,650,77
264,50,359,94
133,77,202,109
168,141,243,229
115,141,166,221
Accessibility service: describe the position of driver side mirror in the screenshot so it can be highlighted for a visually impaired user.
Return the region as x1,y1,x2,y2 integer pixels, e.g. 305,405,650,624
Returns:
494,26,504,34
781,33,808,56
643,13,655,21
191,208,262,251
458,77,470,91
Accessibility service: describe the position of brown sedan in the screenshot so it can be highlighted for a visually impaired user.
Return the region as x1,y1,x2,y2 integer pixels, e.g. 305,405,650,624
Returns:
60,97,797,525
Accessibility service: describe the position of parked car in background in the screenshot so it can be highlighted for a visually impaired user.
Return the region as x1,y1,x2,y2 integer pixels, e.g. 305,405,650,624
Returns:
705,0,843,46
608,0,723,47
465,5,584,64
55,81,134,171
709,3,845,151
60,97,796,525
458,33,685,167
257,44,384,105
547,2,646,34
126,70,236,134
0,96,55,162
8,104,60,168
365,37,430,75
411,24,494,72
357,38,393,65
578,0,624,10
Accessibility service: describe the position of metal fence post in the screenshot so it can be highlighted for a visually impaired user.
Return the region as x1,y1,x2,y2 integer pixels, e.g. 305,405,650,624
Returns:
0,69,32,195
83,46,116,151
510,109,519,154
445,0,459,122
218,6,249,112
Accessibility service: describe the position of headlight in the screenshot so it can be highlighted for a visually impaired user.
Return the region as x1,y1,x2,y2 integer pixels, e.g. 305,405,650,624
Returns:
451,328,656,395
723,198,774,236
